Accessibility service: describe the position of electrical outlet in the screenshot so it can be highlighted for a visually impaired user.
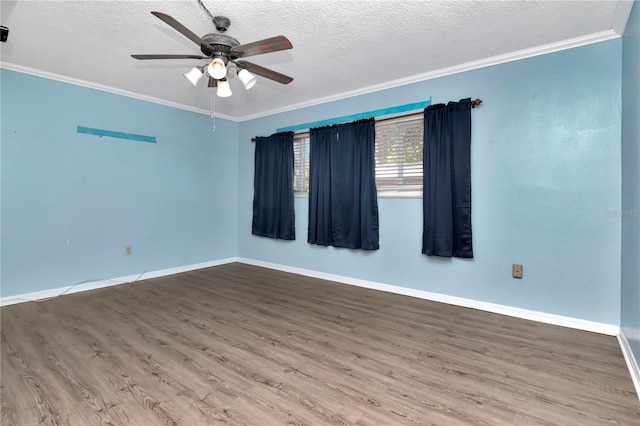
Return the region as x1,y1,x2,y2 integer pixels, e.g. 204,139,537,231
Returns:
512,264,523,279
125,245,132,255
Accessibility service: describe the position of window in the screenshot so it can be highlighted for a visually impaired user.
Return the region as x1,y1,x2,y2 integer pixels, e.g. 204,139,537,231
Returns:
293,132,310,194
375,115,423,194
292,114,424,196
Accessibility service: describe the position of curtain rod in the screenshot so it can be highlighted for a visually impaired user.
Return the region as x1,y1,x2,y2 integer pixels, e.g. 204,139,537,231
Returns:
251,98,482,142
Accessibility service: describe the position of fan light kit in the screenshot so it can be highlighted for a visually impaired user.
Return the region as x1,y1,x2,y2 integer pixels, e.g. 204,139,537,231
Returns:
131,9,293,99
238,69,257,90
183,66,206,86
207,58,227,80
216,79,232,98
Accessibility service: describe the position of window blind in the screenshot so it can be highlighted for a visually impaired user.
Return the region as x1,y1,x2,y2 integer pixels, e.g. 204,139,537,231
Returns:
374,115,424,192
293,115,425,194
293,132,310,193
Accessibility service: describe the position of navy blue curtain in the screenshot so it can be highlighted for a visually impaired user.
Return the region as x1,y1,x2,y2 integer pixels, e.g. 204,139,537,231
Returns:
252,131,295,240
308,119,379,250
308,126,336,246
422,98,473,258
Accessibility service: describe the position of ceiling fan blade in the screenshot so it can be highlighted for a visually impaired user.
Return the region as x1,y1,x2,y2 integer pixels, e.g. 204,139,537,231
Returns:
151,11,214,51
131,54,209,60
236,60,293,85
231,36,292,58
208,77,216,88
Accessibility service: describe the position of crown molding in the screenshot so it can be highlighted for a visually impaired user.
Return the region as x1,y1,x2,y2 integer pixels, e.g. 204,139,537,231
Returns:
0,62,239,122
612,0,635,36
2,27,622,124
236,29,621,122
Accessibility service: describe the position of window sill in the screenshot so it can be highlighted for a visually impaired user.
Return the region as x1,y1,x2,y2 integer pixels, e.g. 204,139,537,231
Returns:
377,191,423,199
295,191,423,199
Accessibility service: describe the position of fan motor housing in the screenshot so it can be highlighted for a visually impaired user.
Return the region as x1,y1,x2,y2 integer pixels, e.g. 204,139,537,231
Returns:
201,33,240,58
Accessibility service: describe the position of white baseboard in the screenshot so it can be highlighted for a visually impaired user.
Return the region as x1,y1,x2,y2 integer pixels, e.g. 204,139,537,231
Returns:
4,256,620,337
618,332,640,401
236,257,620,336
3,256,634,400
0,257,238,307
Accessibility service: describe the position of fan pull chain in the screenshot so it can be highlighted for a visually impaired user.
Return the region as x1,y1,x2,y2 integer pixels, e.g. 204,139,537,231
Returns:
210,88,217,132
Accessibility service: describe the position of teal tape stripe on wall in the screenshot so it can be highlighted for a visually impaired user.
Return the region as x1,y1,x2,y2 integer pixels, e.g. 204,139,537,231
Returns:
77,126,157,143
276,98,432,133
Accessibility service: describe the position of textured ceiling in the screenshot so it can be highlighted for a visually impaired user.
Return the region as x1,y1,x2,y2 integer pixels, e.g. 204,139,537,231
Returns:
0,1,631,120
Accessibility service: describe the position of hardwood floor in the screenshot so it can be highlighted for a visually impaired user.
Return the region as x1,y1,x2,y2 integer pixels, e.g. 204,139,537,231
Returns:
1,263,638,425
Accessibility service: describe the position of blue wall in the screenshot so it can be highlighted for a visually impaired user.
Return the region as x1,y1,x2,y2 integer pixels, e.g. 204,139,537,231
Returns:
1,70,239,297
238,40,623,325
622,0,640,369
1,37,629,329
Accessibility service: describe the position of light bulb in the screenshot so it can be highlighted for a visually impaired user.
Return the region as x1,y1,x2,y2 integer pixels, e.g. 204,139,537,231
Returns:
208,58,227,79
216,79,232,97
238,69,257,90
183,67,204,86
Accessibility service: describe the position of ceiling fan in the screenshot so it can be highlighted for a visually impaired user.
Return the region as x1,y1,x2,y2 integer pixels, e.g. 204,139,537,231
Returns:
131,11,293,97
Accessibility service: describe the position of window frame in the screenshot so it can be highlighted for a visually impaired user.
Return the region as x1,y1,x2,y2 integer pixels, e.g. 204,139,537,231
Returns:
292,113,425,198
